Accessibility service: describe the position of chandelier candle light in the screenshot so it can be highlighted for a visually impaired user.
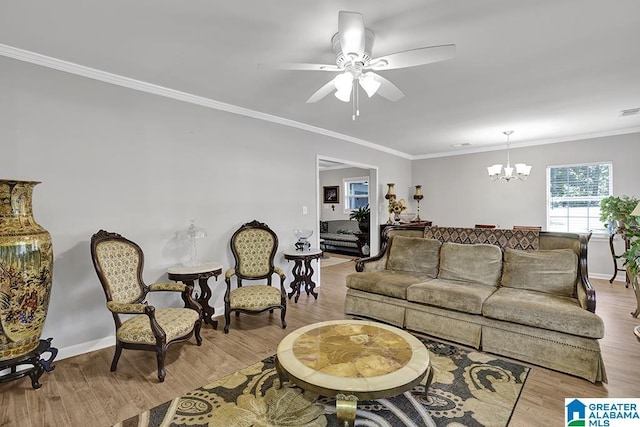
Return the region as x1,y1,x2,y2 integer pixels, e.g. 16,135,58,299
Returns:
487,131,532,182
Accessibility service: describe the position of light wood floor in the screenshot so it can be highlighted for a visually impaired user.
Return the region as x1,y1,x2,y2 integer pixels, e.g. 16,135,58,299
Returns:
1,255,639,426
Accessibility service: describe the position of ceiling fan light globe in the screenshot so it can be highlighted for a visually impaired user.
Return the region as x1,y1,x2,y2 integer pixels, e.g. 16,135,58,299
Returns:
334,72,353,91
360,73,381,97
335,87,351,102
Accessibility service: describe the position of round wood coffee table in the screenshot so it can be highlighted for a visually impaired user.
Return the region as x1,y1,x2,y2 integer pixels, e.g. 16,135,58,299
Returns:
275,319,431,426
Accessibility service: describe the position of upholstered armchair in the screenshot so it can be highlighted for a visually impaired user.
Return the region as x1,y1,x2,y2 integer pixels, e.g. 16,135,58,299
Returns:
224,220,287,333
90,230,203,382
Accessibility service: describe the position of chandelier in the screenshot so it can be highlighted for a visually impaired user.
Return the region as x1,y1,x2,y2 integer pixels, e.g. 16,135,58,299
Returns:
487,131,532,182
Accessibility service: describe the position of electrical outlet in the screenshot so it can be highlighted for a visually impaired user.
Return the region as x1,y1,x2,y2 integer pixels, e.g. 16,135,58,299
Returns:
302,206,308,215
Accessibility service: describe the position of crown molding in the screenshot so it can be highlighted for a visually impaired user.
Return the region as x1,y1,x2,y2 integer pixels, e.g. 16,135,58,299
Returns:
0,43,412,160
3,43,636,162
413,126,640,160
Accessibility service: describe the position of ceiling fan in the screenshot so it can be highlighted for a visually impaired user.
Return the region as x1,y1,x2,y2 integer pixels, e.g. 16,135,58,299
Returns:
269,11,455,118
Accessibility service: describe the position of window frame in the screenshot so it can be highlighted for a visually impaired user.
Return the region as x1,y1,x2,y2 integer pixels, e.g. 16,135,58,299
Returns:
343,176,369,213
546,161,613,235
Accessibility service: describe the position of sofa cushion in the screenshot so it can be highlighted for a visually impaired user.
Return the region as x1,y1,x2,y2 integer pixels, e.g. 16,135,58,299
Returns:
346,271,431,299
320,221,328,233
482,287,604,339
438,242,503,286
407,278,498,314
501,248,577,297
386,236,441,277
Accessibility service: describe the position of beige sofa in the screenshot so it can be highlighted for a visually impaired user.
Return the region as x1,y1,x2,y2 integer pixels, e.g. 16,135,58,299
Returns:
344,226,607,383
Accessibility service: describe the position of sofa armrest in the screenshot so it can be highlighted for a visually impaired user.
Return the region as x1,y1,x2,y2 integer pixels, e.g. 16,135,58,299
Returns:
355,254,388,272
355,225,424,272
577,233,597,312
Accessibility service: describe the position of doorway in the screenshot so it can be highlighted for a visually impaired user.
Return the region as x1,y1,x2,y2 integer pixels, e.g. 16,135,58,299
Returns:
316,155,380,257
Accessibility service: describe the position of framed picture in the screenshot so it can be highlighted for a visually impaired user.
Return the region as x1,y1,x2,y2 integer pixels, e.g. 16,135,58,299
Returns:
323,186,339,203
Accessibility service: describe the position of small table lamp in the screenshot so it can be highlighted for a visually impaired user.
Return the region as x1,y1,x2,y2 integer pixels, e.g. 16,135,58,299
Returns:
385,183,396,224
413,185,424,221
178,220,207,267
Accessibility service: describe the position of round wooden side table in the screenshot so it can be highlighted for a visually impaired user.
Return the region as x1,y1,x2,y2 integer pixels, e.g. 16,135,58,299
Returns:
167,262,223,329
283,248,323,303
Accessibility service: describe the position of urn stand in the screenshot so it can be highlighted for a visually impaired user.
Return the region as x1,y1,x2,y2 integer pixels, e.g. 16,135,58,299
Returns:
0,180,57,387
0,338,57,389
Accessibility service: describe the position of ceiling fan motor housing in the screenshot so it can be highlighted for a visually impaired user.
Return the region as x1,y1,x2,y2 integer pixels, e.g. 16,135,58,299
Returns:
331,29,375,68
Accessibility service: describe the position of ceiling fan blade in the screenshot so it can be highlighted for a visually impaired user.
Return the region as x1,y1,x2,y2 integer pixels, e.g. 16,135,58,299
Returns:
370,73,405,102
306,79,337,103
368,44,456,70
258,63,341,72
338,11,365,59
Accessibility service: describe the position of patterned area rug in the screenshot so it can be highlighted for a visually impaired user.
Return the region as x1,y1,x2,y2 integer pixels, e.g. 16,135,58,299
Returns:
115,337,528,427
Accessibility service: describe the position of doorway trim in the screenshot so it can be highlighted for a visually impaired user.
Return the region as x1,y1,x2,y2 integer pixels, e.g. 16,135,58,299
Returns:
316,155,380,256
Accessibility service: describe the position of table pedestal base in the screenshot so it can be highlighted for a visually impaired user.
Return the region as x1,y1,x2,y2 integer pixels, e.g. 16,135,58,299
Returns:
0,338,57,389
335,394,358,427
284,250,322,303
168,263,223,329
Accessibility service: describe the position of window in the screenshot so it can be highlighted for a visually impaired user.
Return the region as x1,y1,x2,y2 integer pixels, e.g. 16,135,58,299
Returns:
343,177,369,211
547,162,612,233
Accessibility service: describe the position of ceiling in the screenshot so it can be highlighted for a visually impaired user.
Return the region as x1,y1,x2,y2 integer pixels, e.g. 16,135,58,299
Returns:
2,0,640,158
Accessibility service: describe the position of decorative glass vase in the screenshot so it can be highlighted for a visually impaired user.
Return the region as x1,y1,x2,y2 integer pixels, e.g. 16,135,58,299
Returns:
0,180,53,361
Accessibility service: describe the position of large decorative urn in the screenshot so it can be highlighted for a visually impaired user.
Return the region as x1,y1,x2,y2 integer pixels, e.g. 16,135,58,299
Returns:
0,180,53,361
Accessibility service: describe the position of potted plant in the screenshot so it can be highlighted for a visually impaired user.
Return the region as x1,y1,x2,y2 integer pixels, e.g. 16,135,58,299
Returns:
619,209,640,317
349,204,370,233
600,195,640,234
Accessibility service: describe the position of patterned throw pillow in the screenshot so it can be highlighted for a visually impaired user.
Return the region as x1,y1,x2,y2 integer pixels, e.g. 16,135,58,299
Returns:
320,221,328,233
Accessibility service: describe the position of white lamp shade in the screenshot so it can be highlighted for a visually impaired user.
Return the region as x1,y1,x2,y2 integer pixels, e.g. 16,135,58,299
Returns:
515,163,532,175
335,88,351,102
334,72,353,91
504,166,514,178
359,73,381,97
631,202,640,216
334,72,353,102
487,164,503,176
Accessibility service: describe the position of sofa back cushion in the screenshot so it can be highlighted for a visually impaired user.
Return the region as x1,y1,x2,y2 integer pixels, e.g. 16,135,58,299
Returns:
438,242,503,286
386,236,441,277
501,248,577,297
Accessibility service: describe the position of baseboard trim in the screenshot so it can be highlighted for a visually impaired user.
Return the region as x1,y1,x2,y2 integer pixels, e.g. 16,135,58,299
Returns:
590,272,626,283
56,336,114,361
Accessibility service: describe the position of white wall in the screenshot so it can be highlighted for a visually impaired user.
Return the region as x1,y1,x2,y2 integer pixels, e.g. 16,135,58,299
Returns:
0,57,412,357
4,53,636,358
412,133,640,278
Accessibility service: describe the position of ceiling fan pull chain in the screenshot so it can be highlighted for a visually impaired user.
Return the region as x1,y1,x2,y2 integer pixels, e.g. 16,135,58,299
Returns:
352,81,357,121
